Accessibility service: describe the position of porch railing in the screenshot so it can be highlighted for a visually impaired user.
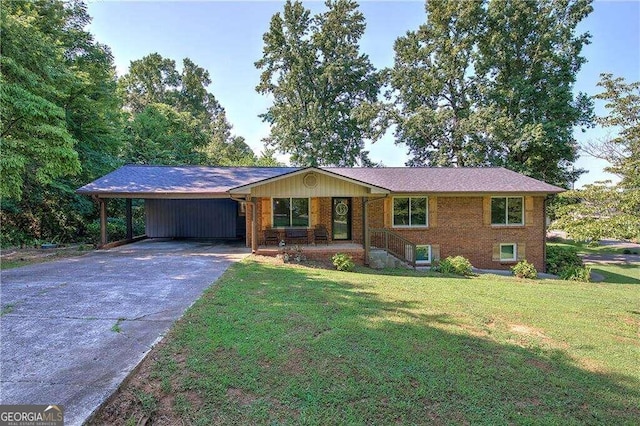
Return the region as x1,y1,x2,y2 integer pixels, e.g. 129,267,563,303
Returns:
368,228,417,268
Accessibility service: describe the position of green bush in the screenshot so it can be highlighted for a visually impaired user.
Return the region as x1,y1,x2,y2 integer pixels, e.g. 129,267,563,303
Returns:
332,253,355,272
434,255,473,276
86,218,127,244
511,260,538,279
559,265,592,282
546,245,583,275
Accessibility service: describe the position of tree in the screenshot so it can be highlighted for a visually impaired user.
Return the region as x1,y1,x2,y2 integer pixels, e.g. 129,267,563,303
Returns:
256,0,380,166
552,182,640,242
478,0,593,186
582,74,640,189
1,0,80,201
388,0,593,186
390,0,490,167
1,0,123,244
119,53,255,166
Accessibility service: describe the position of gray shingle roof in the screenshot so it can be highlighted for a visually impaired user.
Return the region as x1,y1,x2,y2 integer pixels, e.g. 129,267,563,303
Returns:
77,165,298,196
77,165,564,196
328,167,564,194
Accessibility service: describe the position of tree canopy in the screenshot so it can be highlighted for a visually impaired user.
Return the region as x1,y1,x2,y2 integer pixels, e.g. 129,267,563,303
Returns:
388,0,593,187
256,0,380,166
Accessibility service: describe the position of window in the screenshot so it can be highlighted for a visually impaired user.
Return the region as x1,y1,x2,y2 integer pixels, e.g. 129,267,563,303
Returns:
491,197,523,225
500,243,517,261
272,198,309,227
415,245,431,265
393,197,428,227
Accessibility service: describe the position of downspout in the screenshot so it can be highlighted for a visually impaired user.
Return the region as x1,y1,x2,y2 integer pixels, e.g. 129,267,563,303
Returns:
230,194,257,253
543,195,552,273
363,195,389,266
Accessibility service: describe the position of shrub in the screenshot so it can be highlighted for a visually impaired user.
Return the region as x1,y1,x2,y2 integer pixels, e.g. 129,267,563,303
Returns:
332,253,355,272
86,218,127,243
546,245,583,275
559,265,592,282
434,255,473,276
512,260,538,279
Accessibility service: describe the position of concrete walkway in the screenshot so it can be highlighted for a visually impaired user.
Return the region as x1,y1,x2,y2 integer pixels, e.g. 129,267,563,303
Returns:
0,239,250,425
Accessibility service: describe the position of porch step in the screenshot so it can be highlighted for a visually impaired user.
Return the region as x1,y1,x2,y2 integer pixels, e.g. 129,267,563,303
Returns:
369,249,410,270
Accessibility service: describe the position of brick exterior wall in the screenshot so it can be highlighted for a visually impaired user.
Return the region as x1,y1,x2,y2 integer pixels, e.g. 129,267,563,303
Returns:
367,195,546,271
247,195,546,272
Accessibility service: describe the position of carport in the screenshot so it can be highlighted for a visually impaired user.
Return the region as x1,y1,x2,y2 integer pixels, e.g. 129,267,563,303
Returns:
76,165,293,247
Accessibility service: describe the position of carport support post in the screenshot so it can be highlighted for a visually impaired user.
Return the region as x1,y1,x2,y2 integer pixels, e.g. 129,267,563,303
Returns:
99,198,107,247
125,198,133,240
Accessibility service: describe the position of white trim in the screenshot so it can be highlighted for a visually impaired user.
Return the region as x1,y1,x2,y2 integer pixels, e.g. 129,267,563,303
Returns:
271,197,310,228
491,196,524,226
392,196,429,228
499,243,517,262
415,244,431,265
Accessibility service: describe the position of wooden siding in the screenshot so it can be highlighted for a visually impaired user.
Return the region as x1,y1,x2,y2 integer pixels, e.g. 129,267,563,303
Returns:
250,172,370,198
145,199,238,238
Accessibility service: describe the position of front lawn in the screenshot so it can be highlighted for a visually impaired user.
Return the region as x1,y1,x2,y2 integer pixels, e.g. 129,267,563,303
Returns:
91,258,640,425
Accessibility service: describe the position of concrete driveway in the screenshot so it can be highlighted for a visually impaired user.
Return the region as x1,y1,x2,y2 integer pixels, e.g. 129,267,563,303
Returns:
0,239,250,425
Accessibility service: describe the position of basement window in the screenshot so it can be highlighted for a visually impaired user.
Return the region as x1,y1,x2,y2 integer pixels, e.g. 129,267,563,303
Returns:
500,243,517,262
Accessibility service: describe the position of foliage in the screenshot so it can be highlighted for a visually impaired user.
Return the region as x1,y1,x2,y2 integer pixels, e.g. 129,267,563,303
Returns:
1,0,81,200
387,0,593,186
256,0,380,166
552,182,640,242
559,265,592,282
511,260,538,279
389,0,489,167
119,53,256,166
545,245,584,276
477,0,593,186
434,255,473,276
331,252,355,272
583,74,640,189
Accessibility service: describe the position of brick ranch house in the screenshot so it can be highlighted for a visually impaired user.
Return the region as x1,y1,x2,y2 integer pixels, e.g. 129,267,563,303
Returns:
77,165,564,271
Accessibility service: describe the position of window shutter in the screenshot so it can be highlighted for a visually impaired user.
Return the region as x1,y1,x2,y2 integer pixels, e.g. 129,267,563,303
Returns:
384,197,392,228
311,197,320,226
428,197,437,228
431,244,440,262
483,197,491,226
261,198,271,229
525,197,535,226
492,243,501,261
517,243,526,260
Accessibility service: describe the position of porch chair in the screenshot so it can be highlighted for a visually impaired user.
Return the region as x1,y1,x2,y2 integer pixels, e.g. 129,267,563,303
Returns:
264,228,280,246
313,224,329,245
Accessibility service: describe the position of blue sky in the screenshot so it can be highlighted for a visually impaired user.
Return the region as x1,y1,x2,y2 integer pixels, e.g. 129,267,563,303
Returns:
87,0,639,187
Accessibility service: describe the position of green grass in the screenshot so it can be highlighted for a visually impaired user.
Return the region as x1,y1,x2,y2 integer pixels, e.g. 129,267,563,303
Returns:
590,264,640,284
97,259,640,425
547,239,639,255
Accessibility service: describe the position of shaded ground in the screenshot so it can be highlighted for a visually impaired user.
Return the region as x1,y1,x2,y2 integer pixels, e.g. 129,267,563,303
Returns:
0,244,95,269
0,239,250,426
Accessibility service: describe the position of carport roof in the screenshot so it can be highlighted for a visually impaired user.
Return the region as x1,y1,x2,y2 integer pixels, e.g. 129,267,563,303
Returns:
77,165,298,198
